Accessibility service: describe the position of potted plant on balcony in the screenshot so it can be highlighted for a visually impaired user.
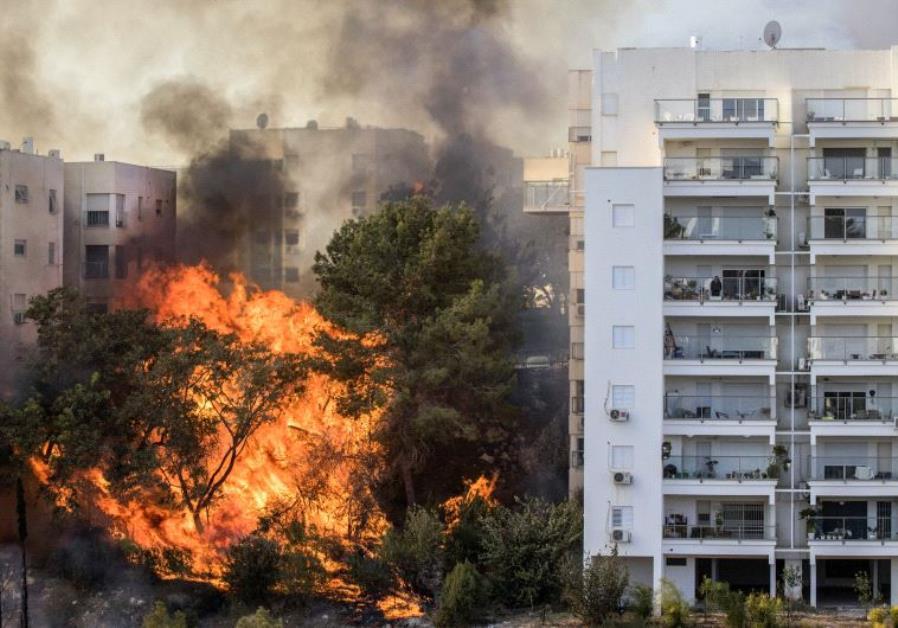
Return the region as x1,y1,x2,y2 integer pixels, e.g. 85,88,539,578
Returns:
664,214,685,239
800,506,819,541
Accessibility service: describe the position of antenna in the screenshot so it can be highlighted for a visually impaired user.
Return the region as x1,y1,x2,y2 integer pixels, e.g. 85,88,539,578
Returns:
763,20,782,49
256,113,269,130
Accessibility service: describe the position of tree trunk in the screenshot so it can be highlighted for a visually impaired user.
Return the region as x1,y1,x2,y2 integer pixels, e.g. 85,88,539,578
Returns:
192,510,205,534
401,458,416,508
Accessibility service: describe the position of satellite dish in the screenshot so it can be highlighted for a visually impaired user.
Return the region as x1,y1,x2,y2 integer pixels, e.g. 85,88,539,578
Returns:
763,21,782,48
256,113,269,129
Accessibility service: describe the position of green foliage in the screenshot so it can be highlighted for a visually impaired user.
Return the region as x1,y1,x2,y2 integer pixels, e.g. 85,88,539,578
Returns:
721,590,746,628
346,552,395,597
142,601,188,628
442,493,492,569
856,571,882,609
699,576,729,614
380,506,444,597
563,547,629,626
658,578,692,628
630,583,654,621
313,197,520,512
223,535,282,605
744,592,782,628
234,607,284,628
890,605,898,625
869,606,887,627
433,561,489,628
480,498,582,608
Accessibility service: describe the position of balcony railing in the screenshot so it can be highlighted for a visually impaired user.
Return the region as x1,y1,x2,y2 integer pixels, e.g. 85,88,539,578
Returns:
811,456,898,481
664,395,773,421
664,214,777,241
655,98,779,123
809,517,896,541
83,261,110,279
664,276,777,302
810,396,898,422
807,336,898,361
807,215,898,240
808,157,898,180
662,523,775,540
85,210,110,227
665,335,777,360
807,277,897,302
663,157,778,181
525,181,569,210
663,454,780,480
807,98,898,123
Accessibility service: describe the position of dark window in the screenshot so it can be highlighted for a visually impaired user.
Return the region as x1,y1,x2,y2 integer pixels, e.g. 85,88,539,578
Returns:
576,288,585,304
823,147,866,179
666,557,687,567
84,245,109,279
48,189,58,214
14,185,28,203
285,230,300,246
284,267,300,283
697,93,711,121
284,192,299,208
115,245,127,279
48,242,56,265
13,239,26,256
86,210,110,226
115,194,126,227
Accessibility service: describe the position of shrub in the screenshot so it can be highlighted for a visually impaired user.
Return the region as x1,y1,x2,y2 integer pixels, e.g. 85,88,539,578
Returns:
279,547,326,600
868,606,887,628
433,561,488,628
563,548,629,626
658,578,692,628
142,601,188,628
443,492,492,569
855,571,882,609
223,535,282,605
744,592,782,628
481,498,582,607
889,605,898,625
630,583,654,621
380,506,444,597
721,590,746,628
235,607,284,628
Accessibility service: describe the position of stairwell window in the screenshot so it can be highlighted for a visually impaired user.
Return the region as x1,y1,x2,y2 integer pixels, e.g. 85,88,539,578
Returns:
14,239,26,257
612,266,635,290
48,242,56,265
612,204,635,227
611,446,634,469
612,385,635,410
612,325,635,349
611,506,633,529
49,189,58,214
15,185,28,203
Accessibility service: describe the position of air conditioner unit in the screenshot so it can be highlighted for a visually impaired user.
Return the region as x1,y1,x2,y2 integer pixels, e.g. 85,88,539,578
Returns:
610,528,631,543
609,408,630,422
612,471,633,485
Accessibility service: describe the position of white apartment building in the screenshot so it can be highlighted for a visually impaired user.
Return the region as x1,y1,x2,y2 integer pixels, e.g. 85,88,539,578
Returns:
63,157,176,311
571,44,898,607
0,140,64,398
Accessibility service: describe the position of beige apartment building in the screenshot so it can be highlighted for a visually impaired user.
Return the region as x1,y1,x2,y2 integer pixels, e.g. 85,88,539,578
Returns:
63,156,176,311
0,140,64,398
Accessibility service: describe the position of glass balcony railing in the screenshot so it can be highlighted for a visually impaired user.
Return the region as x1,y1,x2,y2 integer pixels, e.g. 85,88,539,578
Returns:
662,523,775,540
662,455,780,480
664,395,773,420
807,336,898,361
664,214,777,241
807,215,898,240
655,98,779,123
807,277,897,301
664,276,777,302
810,395,898,422
524,181,569,210
809,517,897,541
811,457,898,480
665,335,777,360
664,157,778,181
807,98,898,123
808,157,898,180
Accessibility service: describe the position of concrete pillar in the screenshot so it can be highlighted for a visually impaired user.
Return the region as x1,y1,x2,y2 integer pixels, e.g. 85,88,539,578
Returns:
769,560,777,597
653,555,664,616
890,558,898,605
810,560,818,607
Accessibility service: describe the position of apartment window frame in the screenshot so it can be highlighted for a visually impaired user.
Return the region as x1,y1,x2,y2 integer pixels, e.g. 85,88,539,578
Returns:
612,266,635,290
48,188,58,214
284,229,300,247
48,241,56,265
571,341,585,359
12,293,27,325
13,239,26,257
610,445,634,470
14,185,29,204
612,325,635,349
115,193,126,228
611,506,633,529
611,385,635,410
612,204,635,228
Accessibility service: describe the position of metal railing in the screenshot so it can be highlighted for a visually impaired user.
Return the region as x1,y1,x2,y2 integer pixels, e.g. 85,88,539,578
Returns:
809,517,897,541
524,181,569,210
655,98,779,123
807,215,898,240
663,455,781,480
807,277,897,302
808,157,898,180
810,395,898,422
662,523,775,540
807,98,898,122
807,336,898,361
664,157,778,181
83,261,110,279
664,276,777,302
664,395,773,421
811,457,898,481
85,210,110,227
664,214,777,241
665,335,778,360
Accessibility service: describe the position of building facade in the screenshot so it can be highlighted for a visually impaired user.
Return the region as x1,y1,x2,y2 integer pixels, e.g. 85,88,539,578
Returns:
0,141,64,398
580,45,898,606
63,157,176,311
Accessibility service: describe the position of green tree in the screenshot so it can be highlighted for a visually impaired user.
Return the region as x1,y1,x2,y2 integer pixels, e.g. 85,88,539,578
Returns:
563,547,630,626
380,506,444,597
234,608,283,628
313,197,519,514
141,601,188,628
433,561,489,628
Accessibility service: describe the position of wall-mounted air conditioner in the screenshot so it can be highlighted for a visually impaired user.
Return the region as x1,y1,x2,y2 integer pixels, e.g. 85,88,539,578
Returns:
610,528,631,543
612,471,633,485
609,408,630,422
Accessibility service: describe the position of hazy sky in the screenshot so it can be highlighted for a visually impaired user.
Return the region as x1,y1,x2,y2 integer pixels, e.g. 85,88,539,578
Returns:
2,0,896,165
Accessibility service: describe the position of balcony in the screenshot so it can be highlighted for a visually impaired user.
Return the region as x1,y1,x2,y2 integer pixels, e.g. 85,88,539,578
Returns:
808,157,898,202
663,157,778,202
806,215,898,258
663,522,776,541
665,333,777,377
655,98,778,144
808,336,898,361
808,517,897,543
810,456,898,482
663,213,777,258
807,277,898,319
663,454,779,498
524,180,569,213
810,395,898,424
664,394,775,439
807,98,898,145
664,276,777,319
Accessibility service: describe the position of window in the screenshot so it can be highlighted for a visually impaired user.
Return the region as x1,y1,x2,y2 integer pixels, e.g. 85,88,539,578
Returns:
14,185,28,203
612,204,635,227
115,194,126,227
612,325,635,349
84,245,109,279
575,239,585,251
602,93,619,116
137,196,143,221
48,189,58,214
48,242,56,265
284,267,300,283
12,294,26,324
610,445,634,469
575,288,585,304
612,385,635,409
601,151,618,166
572,380,584,414
612,266,635,290
285,229,300,246
571,342,584,359
13,239,26,257
611,506,633,528
666,557,687,567
115,245,127,279
284,192,299,208
86,193,110,227
155,199,162,216
352,191,367,209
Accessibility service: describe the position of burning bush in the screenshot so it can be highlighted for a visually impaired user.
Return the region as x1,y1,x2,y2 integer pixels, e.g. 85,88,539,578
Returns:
223,535,282,605
380,506,444,597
